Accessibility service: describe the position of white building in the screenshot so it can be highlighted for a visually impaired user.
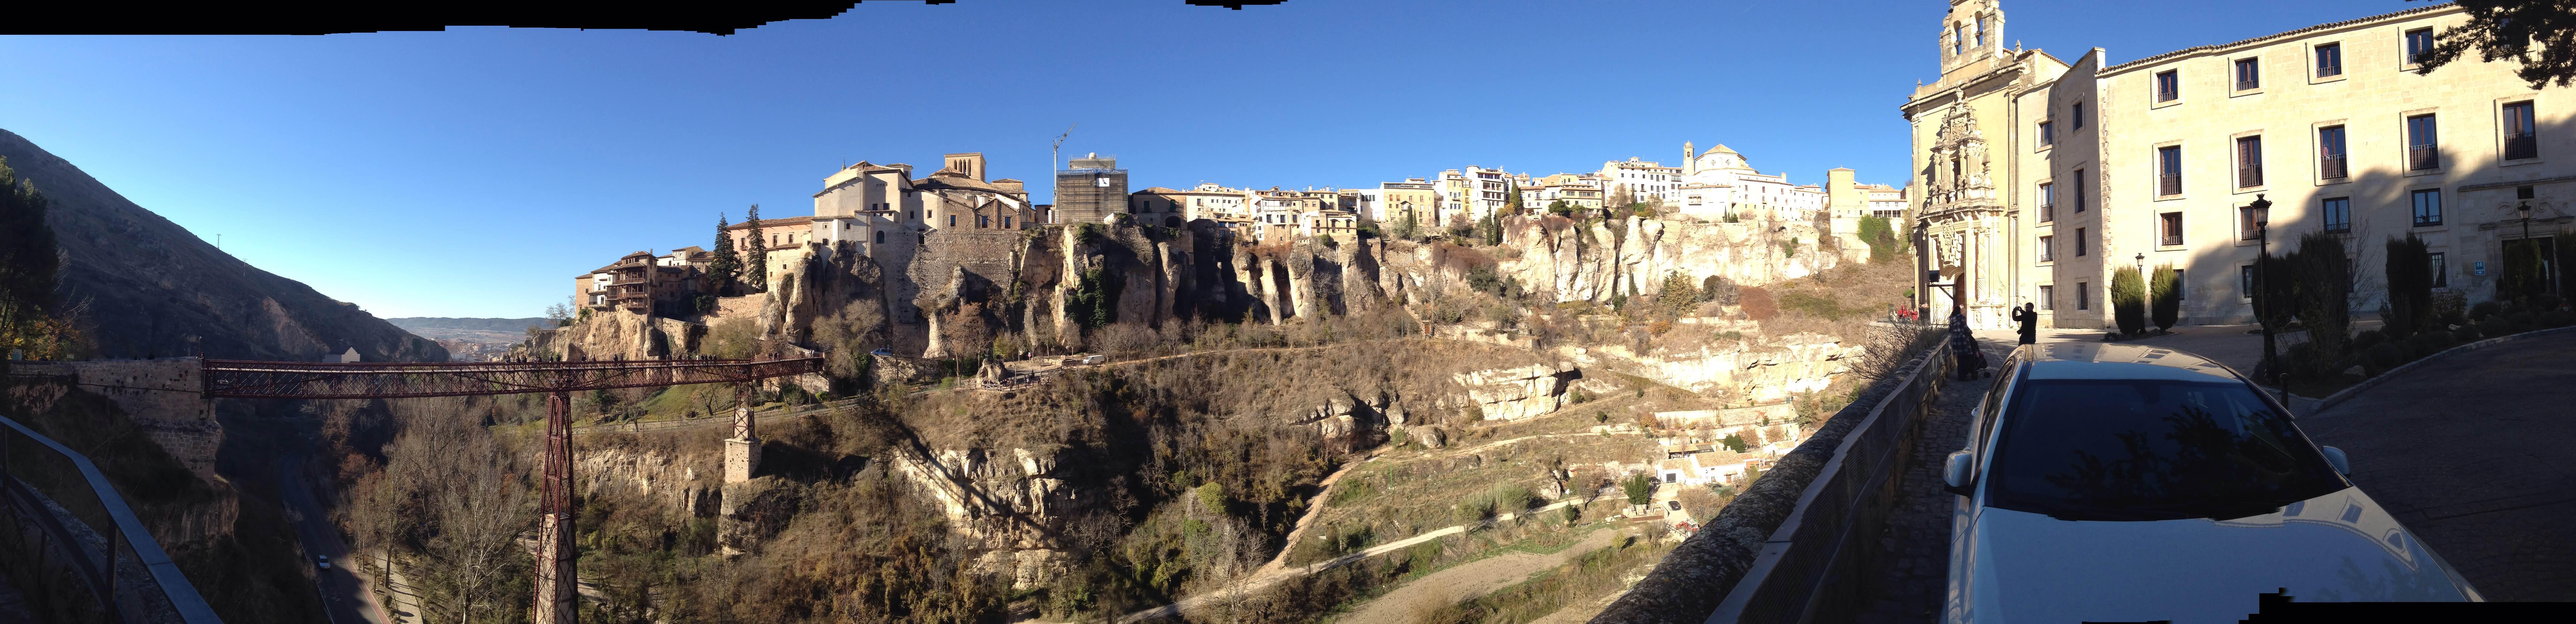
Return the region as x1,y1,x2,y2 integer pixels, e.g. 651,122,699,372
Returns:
1435,166,1513,226
1676,143,1826,221
1600,157,1684,205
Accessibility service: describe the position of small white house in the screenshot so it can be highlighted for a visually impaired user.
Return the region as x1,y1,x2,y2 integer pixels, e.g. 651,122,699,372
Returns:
335,348,361,363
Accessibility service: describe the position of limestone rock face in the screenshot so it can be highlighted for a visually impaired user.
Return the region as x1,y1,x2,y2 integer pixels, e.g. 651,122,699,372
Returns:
1479,215,1844,305
527,312,704,362
1583,333,1864,404
574,445,720,518
889,445,1079,590
1454,362,1577,421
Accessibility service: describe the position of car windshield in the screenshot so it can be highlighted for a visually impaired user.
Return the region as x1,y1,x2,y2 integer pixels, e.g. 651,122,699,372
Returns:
1985,378,2346,521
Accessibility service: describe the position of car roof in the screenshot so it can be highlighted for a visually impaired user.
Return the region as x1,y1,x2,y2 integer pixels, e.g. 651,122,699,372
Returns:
2016,343,2243,383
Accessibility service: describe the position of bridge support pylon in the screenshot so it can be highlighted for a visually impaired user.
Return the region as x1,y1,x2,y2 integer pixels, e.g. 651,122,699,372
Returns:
534,390,577,624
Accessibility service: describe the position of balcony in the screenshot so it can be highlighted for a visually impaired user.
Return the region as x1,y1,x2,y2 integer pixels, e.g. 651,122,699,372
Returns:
2162,234,2184,246
2409,146,2439,170
2159,175,2182,196
2241,227,2262,241
2321,156,2348,179
2238,165,2263,188
2235,79,2259,92
2038,204,2053,222
2505,134,2537,160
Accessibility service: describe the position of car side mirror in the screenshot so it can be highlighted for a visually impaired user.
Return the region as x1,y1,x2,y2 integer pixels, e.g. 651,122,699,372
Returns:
2320,446,2349,476
1943,450,1976,497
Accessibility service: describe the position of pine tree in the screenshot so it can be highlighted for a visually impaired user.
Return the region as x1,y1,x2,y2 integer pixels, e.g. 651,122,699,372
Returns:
709,213,741,293
744,204,769,292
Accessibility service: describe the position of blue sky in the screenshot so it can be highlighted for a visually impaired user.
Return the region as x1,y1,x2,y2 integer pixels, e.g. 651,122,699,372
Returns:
0,0,2430,318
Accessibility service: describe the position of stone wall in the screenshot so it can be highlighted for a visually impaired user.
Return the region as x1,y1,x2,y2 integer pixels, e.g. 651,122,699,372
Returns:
9,358,222,484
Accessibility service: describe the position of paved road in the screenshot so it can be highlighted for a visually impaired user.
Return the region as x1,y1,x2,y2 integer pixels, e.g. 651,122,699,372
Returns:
278,455,394,624
2302,330,2576,602
1850,337,2005,624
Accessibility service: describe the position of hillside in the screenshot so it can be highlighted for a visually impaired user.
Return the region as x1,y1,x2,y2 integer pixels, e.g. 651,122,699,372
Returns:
384,317,555,332
0,129,445,362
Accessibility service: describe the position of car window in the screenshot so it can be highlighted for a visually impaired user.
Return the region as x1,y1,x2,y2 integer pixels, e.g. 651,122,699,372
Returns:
1973,360,2021,453
1984,378,2346,521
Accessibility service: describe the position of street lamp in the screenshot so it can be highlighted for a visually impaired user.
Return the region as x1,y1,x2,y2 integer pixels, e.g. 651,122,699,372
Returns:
2249,193,2283,404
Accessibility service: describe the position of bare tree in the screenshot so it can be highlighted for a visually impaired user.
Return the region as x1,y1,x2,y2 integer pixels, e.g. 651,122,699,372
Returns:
425,435,528,624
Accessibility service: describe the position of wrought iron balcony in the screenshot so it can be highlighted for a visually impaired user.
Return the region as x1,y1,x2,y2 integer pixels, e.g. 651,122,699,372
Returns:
2238,165,2263,188
2409,146,2439,170
2159,175,2182,196
2320,156,2347,179
2505,134,2537,160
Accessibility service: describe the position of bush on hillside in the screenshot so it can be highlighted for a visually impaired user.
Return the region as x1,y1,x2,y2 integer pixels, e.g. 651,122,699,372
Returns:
2470,300,2504,322
1739,287,1778,321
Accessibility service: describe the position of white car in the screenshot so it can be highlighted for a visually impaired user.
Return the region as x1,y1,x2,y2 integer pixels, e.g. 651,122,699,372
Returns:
1942,343,2479,623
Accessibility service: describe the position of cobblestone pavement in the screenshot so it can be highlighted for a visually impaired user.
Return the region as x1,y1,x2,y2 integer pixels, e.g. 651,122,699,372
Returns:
1852,337,2011,624
2302,330,2576,602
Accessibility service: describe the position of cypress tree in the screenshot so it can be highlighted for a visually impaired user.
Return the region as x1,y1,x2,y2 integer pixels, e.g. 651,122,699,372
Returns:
2150,264,2181,331
744,204,769,292
709,213,741,293
2110,266,2147,336
2383,233,2432,339
2291,232,2352,367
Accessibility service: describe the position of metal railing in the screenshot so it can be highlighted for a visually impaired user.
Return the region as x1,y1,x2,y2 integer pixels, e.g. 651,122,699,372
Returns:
0,413,221,623
2409,146,2439,170
2159,174,2182,196
2320,155,2347,179
2238,165,2263,188
2505,134,2537,161
2163,233,2184,246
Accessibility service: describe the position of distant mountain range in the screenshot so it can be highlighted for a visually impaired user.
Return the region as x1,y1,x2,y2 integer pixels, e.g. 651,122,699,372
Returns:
386,317,557,332
1,128,447,362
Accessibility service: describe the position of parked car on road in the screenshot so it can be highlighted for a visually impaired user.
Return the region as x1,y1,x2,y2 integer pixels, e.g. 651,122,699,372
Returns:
1942,343,2479,623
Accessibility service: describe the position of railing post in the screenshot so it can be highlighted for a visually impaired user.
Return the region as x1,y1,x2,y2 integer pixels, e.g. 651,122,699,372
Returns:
533,390,576,624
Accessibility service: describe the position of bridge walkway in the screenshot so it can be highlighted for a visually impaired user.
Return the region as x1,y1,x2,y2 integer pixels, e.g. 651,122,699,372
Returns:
1849,336,2009,624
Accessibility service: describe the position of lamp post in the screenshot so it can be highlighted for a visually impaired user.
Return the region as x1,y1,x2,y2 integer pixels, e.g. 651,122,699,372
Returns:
2251,193,2283,405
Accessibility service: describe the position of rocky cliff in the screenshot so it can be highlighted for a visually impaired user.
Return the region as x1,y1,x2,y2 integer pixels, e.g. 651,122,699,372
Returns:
0,129,447,362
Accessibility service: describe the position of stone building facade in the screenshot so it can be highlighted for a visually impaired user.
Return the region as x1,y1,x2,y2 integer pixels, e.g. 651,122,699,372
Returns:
1906,0,2570,329
1053,154,1127,225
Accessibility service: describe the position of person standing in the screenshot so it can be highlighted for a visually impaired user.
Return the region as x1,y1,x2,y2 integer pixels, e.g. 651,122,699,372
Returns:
2011,303,2038,345
1949,308,1985,380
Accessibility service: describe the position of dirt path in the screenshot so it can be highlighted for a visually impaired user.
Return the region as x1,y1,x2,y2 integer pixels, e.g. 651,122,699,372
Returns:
1259,452,1384,577
1333,527,1623,624
1117,496,1593,623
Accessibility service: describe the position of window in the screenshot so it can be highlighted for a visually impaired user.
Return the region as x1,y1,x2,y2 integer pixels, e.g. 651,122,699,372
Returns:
2234,57,2260,90
2160,212,2184,246
2407,114,2439,170
2155,70,2180,102
2503,101,2537,160
2038,285,2055,311
1954,25,1966,55
2240,205,2263,240
2074,170,2087,211
2315,43,2343,77
2322,197,2351,232
978,215,990,228
2429,252,2448,287
874,230,885,244
2318,125,2348,178
1004,215,1014,228
2075,228,2088,256
2158,146,2183,195
2411,189,2442,226
2237,136,2264,187
2038,182,2055,221
1095,176,1111,187
1981,378,2344,521
2241,266,2256,299
2039,121,2055,147
2406,28,2433,64
2077,282,2090,310
2071,102,2085,130
1975,17,1986,47
948,214,957,227
2172,269,2186,300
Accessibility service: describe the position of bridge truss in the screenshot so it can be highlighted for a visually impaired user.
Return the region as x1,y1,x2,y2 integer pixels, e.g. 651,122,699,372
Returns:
202,356,824,624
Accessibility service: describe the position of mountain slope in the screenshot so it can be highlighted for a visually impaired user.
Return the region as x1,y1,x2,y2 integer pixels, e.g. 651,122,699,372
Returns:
385,317,555,332
0,129,446,362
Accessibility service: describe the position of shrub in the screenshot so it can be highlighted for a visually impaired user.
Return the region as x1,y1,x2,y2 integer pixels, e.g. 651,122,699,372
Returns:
2110,267,2147,335
2350,330,2387,352
2363,342,2405,375
2290,233,2353,365
2451,323,2481,342
2149,265,2181,331
2405,332,2449,360
2544,310,2575,328
2431,290,2469,328
2478,318,2513,340
2538,293,2566,311
1484,484,1536,514
2470,300,2504,322
2512,311,2539,332
1778,291,1848,320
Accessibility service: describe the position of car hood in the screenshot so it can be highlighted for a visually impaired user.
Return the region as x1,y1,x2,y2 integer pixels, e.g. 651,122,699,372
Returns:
1953,487,2476,623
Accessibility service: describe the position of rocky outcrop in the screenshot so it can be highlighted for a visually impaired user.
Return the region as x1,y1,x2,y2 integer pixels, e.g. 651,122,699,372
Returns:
1,129,447,363
1565,332,1864,404
1452,362,1578,421
887,445,1077,589
1481,214,1859,306
574,445,722,519
528,313,706,361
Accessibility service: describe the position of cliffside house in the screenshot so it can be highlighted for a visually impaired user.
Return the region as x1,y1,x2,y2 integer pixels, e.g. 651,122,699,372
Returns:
577,250,705,316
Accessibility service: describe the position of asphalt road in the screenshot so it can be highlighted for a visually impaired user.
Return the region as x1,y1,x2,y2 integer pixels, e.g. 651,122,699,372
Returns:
2302,330,2576,601
279,455,393,624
